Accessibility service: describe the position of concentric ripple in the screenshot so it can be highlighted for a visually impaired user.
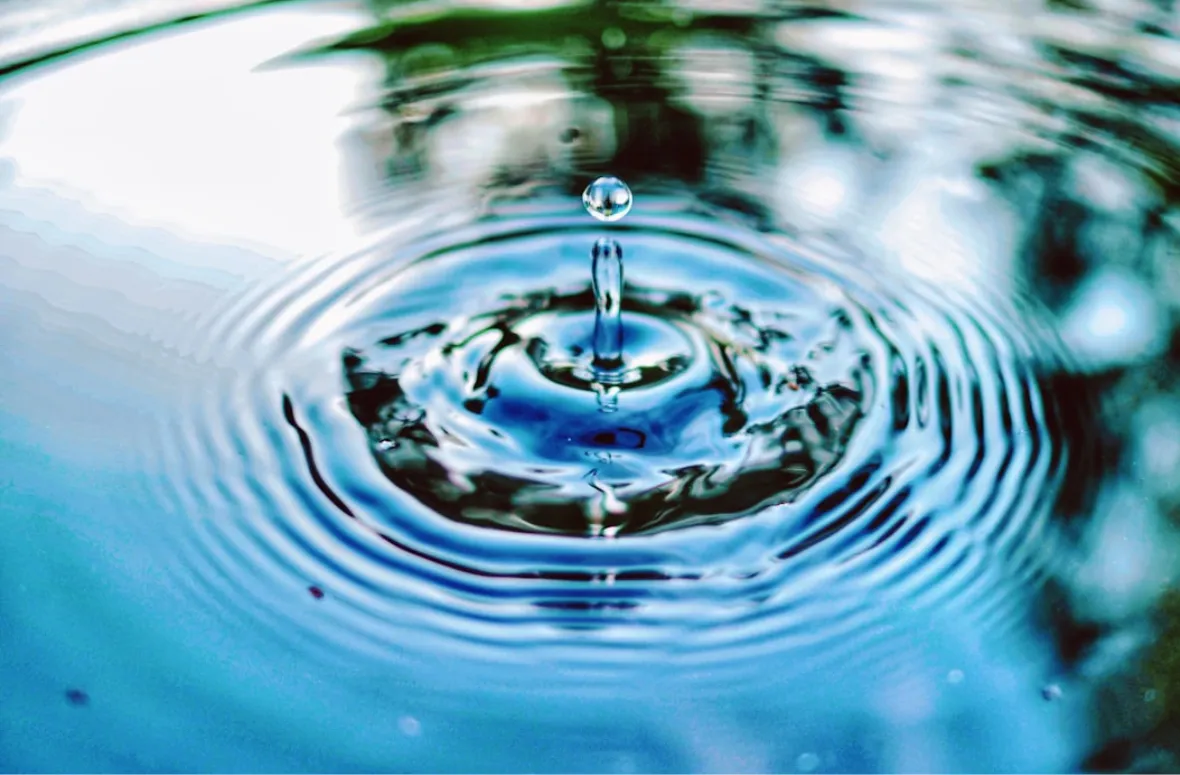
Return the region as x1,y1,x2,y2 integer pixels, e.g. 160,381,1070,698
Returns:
152,197,1076,677
341,237,870,537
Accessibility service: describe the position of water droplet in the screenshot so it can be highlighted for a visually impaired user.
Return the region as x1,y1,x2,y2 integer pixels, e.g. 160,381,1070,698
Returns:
796,752,821,773
583,176,633,223
947,669,965,684
1041,683,1062,701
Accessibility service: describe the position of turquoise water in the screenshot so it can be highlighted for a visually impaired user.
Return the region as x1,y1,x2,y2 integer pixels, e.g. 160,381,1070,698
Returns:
0,1,1178,771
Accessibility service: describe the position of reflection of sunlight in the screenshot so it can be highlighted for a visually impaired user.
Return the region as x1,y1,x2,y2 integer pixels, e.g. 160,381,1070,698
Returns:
1061,266,1163,369
776,150,852,226
0,6,377,259
875,165,1015,292
881,183,967,283
1072,481,1179,622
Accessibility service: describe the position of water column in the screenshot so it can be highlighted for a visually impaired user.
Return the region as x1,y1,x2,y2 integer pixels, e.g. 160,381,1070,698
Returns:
591,238,624,372
582,176,633,411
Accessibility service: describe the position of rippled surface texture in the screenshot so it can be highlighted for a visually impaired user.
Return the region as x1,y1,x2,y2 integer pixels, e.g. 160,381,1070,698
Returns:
2,1,1180,772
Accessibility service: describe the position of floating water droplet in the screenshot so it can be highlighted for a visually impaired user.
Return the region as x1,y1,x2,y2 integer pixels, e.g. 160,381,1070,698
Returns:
583,176,633,222
947,669,965,685
796,752,821,773
1041,683,1063,701
398,716,421,737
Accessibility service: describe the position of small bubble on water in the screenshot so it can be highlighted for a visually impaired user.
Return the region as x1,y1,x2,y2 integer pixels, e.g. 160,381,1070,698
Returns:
796,752,821,773
399,715,421,736
1041,683,1063,701
583,176,633,222
947,669,965,684
65,688,89,706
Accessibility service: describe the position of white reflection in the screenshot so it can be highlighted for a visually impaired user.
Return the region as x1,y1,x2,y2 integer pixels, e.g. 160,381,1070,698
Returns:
873,159,1017,291
0,0,268,71
776,148,855,227
0,5,377,259
1061,266,1164,370
1071,480,1180,622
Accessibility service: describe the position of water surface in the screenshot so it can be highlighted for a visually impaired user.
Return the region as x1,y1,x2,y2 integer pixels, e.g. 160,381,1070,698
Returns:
1,1,1179,772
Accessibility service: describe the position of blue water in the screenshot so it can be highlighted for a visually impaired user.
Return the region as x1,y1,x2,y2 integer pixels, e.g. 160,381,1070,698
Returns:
1,1,1178,772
